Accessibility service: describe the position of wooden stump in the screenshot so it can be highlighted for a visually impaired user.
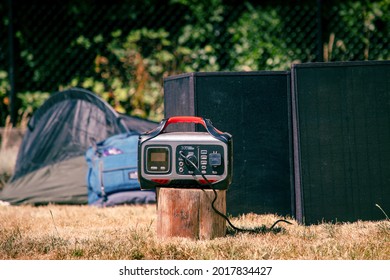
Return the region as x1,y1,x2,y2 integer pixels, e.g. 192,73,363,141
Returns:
156,187,226,240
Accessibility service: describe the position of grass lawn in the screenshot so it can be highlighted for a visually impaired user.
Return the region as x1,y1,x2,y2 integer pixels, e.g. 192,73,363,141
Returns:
0,204,389,260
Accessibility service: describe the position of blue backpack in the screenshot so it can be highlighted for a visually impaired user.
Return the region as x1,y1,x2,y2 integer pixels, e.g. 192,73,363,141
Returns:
85,133,142,204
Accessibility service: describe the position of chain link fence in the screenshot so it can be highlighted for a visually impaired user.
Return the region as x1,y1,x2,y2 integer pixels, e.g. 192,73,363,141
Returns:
0,0,389,126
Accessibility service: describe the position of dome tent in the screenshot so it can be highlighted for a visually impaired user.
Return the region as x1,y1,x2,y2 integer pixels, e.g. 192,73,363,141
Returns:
0,88,157,205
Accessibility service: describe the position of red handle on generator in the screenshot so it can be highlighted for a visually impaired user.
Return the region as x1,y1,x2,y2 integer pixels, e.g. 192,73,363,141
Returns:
165,116,206,128
142,115,229,142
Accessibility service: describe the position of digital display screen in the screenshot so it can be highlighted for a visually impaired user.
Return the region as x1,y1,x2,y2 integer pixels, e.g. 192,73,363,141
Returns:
146,146,170,173
151,152,166,162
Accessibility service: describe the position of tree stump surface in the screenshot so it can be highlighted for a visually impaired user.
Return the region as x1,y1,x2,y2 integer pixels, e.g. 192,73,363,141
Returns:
156,187,226,240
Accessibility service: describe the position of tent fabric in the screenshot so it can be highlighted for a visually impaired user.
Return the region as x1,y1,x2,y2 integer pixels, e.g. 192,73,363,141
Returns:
0,87,158,205
1,156,88,205
12,88,144,182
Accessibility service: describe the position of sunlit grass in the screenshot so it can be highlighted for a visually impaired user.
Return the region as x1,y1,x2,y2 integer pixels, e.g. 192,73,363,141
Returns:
0,118,20,190
0,146,18,181
0,204,389,260
0,146,18,192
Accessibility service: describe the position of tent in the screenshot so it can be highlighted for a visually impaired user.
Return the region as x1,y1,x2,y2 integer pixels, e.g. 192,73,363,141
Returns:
0,88,158,205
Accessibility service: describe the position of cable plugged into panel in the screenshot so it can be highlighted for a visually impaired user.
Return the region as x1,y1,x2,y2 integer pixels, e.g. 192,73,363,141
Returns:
179,151,292,235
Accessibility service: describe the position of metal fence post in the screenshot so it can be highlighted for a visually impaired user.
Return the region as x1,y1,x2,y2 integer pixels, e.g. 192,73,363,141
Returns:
316,0,323,62
7,0,16,127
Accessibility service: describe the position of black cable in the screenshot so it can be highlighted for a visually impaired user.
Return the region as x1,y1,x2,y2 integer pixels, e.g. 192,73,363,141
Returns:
179,151,293,235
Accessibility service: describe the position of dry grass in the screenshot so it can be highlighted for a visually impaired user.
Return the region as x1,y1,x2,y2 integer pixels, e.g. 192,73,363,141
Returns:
0,204,389,260
0,117,20,190
0,146,18,189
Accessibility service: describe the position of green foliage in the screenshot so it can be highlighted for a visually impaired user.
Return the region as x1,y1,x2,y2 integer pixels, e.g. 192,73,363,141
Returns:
0,71,50,126
0,0,389,126
0,71,9,104
65,22,225,121
228,3,298,71
17,91,50,119
173,0,224,71
63,0,229,122
65,28,176,121
325,0,390,61
0,71,10,125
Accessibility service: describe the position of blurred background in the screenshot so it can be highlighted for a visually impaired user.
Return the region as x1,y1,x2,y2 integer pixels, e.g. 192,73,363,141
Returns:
0,0,389,127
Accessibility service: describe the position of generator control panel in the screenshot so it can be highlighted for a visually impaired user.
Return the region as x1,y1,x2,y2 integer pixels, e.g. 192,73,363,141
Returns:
138,116,232,190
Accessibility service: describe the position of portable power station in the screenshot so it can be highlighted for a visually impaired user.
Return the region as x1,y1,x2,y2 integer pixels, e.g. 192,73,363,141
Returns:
138,116,232,190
